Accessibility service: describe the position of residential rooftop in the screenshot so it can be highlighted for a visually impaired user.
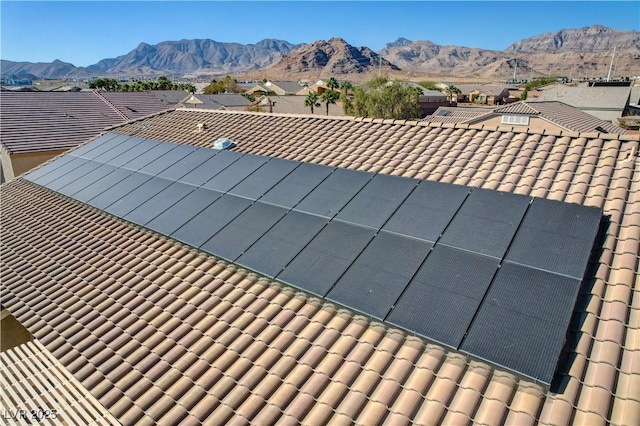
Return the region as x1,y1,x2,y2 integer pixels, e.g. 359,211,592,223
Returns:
1,108,638,425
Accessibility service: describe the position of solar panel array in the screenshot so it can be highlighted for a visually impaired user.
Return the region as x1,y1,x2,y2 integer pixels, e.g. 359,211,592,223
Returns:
25,133,603,386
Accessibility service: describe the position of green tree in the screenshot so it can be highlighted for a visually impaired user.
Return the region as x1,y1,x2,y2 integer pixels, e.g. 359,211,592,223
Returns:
320,89,340,116
443,84,461,104
520,89,528,100
156,76,172,90
350,76,421,120
304,91,320,114
326,77,339,91
339,81,353,96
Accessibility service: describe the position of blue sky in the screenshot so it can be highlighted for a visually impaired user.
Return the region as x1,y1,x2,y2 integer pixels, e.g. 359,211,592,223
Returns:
1,1,638,67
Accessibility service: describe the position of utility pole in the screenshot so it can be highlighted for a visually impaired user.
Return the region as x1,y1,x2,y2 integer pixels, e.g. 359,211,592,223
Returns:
606,47,616,82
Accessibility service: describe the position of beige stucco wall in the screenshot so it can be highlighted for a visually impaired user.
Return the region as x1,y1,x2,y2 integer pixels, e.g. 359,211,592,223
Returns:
9,149,68,179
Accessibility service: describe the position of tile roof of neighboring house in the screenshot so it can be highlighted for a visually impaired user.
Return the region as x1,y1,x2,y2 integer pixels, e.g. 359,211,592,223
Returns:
537,85,632,110
454,84,510,96
0,91,125,154
252,95,344,116
0,91,171,155
149,90,191,106
179,94,250,110
267,81,304,95
489,101,627,134
98,91,173,121
423,106,494,123
1,340,120,425
2,109,639,425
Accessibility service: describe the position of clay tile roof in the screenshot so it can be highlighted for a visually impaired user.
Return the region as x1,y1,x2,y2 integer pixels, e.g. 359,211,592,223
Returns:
1,108,639,425
494,101,627,134
0,91,171,154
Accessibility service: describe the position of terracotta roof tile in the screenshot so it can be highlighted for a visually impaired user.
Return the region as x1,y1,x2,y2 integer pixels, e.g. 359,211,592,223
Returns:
2,109,639,425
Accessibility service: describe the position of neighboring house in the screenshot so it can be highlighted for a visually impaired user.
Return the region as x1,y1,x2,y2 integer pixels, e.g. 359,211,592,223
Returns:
423,106,495,123
0,91,170,181
246,81,303,96
249,95,345,116
1,108,638,425
455,84,511,105
536,85,632,121
149,89,193,107
412,85,450,116
465,101,627,134
178,94,250,111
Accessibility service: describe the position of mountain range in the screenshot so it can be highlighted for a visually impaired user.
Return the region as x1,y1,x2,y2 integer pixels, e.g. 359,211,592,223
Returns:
2,25,638,81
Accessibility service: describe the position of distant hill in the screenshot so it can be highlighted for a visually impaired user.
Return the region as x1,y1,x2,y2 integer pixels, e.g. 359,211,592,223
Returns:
379,25,640,78
505,25,640,53
88,38,302,76
2,25,638,81
262,37,400,78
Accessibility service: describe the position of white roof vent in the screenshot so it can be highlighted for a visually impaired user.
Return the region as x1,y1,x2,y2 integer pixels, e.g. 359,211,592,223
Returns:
213,138,235,150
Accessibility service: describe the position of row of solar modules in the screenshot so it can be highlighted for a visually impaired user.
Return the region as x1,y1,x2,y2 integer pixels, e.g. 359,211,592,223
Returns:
25,133,603,385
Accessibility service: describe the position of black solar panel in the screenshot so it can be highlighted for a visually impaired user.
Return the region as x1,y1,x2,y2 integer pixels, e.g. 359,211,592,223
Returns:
137,144,197,176
335,174,416,229
439,213,522,258
32,156,92,187
70,166,131,202
74,133,131,160
200,202,287,261
26,134,604,388
145,188,223,235
124,181,195,226
178,150,242,187
45,159,105,192
201,154,269,193
86,172,154,210
294,168,372,218
505,198,602,278
91,136,146,164
121,140,178,171
260,162,334,208
23,155,77,184
172,194,252,248
382,181,469,241
104,176,173,217
236,212,328,277
156,148,217,181
326,231,431,319
278,221,375,296
462,303,568,384
229,157,299,200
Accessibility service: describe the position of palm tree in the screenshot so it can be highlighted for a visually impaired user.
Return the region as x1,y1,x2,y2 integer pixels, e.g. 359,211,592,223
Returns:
320,89,340,116
444,84,461,104
339,81,353,96
304,91,320,114
326,77,339,91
